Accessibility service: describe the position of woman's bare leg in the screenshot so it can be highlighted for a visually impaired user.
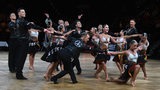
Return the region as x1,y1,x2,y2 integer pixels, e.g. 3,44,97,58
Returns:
29,53,35,71
50,62,59,76
116,62,123,75
94,64,99,70
95,63,103,79
141,64,148,80
130,65,140,87
44,63,53,81
102,62,108,81
120,55,124,73
44,62,58,81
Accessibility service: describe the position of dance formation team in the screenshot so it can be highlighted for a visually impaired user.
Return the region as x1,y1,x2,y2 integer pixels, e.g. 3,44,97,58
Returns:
7,8,149,87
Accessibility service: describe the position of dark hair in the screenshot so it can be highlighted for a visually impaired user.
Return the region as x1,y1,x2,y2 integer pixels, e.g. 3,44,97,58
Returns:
58,25,64,31
17,8,24,13
103,24,109,28
130,19,136,22
81,32,89,37
75,20,80,25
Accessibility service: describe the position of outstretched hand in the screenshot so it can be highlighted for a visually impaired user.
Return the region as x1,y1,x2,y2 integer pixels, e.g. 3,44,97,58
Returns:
44,29,54,34
44,13,49,18
107,52,112,55
138,34,143,37
78,14,83,19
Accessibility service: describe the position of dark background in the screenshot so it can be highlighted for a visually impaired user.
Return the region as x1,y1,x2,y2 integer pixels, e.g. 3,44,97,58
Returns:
0,0,160,59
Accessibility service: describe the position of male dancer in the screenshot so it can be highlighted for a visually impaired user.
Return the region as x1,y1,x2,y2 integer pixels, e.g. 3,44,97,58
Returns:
13,8,48,80
69,20,85,75
51,32,91,84
8,12,17,73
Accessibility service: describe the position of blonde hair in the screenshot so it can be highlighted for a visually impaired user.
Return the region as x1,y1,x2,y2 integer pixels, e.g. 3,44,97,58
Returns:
129,40,138,47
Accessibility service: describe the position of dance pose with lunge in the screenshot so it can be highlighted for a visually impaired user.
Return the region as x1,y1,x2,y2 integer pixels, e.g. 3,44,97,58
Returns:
50,32,91,84
113,30,142,74
108,40,142,87
42,25,75,81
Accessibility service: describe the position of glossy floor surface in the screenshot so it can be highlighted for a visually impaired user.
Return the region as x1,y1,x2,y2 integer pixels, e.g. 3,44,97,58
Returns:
0,52,160,90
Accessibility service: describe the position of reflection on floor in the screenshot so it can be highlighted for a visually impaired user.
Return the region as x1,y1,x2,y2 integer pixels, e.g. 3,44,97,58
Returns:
0,52,160,90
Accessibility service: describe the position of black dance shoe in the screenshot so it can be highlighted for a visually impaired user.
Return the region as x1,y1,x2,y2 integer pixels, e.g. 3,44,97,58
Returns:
72,81,78,84
9,69,16,73
16,74,27,80
50,77,58,84
77,71,81,75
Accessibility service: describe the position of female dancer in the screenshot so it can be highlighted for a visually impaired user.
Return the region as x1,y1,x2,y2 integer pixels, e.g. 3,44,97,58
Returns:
41,14,62,81
42,25,74,81
93,24,124,81
89,27,100,70
137,33,149,80
108,40,142,87
113,30,141,74
28,28,40,71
